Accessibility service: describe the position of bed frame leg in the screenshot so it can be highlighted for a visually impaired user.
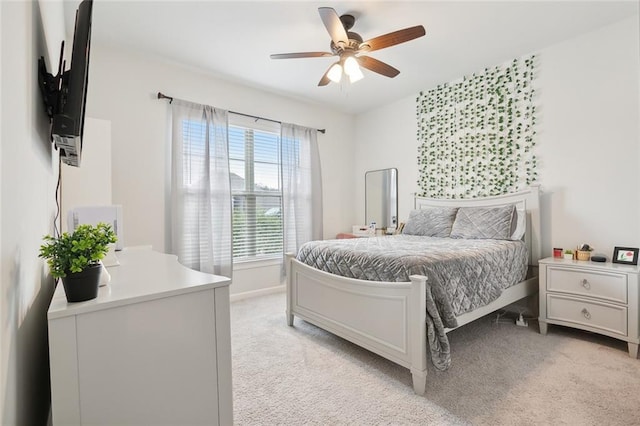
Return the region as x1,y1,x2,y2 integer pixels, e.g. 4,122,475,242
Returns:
411,369,427,395
408,275,428,396
285,253,294,327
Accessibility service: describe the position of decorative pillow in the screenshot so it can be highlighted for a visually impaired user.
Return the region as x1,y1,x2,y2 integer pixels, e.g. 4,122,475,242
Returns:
450,204,516,240
402,207,458,237
509,207,526,240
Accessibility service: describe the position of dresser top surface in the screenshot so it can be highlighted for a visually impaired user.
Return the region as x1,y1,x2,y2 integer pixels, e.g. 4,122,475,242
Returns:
48,248,231,319
540,256,640,274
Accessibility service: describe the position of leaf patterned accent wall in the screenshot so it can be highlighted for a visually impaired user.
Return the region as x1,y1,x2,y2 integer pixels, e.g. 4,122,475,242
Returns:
416,55,537,198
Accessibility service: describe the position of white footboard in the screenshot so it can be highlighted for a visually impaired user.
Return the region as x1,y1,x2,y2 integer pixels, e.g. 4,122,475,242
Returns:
286,254,428,394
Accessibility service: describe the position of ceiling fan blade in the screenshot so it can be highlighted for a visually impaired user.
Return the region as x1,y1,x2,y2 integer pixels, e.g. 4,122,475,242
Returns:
357,56,400,78
318,66,332,86
270,52,333,59
318,74,331,87
359,25,426,53
318,7,348,47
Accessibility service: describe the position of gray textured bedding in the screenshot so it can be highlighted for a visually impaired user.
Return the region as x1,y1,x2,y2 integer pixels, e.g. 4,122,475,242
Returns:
296,234,528,370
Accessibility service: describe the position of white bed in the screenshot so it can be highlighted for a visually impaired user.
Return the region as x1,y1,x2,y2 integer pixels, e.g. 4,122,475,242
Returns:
285,186,541,395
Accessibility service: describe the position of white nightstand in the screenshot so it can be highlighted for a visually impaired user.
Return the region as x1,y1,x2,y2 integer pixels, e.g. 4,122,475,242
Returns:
538,257,639,358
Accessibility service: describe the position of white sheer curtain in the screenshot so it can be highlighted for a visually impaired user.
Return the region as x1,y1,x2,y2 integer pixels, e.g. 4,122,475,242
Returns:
170,99,232,278
280,123,323,256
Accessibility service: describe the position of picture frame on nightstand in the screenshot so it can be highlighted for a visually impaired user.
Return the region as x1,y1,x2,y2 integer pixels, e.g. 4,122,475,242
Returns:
612,246,639,265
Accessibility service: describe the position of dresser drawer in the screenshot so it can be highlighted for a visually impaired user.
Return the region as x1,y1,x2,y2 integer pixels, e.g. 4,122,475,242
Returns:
547,294,627,336
547,267,627,303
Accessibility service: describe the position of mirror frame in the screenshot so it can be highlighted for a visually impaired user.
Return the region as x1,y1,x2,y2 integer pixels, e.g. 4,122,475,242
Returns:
365,168,398,230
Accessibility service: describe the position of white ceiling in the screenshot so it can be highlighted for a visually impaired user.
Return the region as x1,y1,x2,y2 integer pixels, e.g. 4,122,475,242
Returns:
64,1,638,114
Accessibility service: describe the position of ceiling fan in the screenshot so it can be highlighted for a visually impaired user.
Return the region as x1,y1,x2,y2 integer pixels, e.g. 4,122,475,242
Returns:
270,7,426,86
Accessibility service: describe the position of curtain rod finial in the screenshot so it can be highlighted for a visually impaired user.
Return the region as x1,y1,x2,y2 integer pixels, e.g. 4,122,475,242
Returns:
157,92,173,103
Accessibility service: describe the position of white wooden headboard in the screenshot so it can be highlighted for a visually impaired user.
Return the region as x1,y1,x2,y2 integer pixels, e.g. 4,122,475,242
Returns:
413,185,541,266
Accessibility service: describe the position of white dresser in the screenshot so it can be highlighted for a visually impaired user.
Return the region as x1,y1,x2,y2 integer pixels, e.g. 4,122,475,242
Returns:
48,248,233,425
538,257,639,358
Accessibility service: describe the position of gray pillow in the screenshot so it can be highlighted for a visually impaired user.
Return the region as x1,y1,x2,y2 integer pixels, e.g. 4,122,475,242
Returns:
450,205,516,240
402,207,458,237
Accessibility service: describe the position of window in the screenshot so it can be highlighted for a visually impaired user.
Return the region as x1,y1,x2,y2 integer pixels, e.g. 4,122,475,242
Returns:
228,114,283,261
171,102,323,278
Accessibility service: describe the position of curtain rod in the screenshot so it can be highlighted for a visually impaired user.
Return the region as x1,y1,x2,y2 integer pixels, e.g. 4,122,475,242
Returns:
157,92,326,134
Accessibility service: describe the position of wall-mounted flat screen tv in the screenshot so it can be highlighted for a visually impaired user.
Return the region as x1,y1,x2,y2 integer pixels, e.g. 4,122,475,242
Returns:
39,0,93,167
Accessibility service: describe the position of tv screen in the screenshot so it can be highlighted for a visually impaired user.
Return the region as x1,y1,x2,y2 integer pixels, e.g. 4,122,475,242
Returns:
49,0,93,167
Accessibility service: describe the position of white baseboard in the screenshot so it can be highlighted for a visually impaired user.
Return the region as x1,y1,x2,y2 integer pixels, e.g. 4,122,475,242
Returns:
230,284,285,302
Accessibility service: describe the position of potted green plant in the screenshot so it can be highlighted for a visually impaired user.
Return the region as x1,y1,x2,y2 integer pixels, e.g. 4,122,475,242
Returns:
39,222,117,302
563,249,574,260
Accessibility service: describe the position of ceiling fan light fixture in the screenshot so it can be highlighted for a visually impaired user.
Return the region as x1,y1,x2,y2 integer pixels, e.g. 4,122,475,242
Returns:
327,63,343,83
348,65,364,83
343,56,360,76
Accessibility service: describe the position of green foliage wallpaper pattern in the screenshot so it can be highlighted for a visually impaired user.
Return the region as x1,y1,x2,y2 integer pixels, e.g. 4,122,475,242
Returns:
416,55,537,198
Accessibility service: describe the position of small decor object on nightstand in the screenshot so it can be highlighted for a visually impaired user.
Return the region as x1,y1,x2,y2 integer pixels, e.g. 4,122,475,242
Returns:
563,249,574,260
352,225,374,237
613,247,639,265
576,243,593,261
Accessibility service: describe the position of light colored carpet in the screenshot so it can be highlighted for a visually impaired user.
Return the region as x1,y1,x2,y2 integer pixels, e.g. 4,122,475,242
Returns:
231,292,640,425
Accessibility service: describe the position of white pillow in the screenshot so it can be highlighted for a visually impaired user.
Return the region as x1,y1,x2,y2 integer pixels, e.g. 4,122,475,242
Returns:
510,207,526,240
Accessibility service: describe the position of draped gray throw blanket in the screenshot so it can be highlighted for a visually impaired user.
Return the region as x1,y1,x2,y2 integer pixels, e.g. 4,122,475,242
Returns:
296,235,528,370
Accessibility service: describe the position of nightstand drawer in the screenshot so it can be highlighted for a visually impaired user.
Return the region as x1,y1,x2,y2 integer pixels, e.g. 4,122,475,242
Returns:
547,267,627,303
547,294,627,336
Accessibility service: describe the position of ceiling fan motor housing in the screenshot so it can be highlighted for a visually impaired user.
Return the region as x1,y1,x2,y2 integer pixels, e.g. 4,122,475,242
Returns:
329,14,363,54
330,32,363,54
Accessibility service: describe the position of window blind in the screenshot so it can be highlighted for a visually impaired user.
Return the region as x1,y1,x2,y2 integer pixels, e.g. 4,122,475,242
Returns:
229,115,283,261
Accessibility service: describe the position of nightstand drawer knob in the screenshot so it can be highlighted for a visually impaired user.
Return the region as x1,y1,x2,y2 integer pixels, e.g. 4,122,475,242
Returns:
581,308,591,320
581,279,590,290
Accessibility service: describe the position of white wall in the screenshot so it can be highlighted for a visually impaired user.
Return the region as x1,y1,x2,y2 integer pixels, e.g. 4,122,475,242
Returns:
0,0,3,420
1,1,61,424
36,0,66,74
354,95,418,226
354,16,640,260
0,2,4,423
85,46,355,294
61,118,112,233
534,16,639,256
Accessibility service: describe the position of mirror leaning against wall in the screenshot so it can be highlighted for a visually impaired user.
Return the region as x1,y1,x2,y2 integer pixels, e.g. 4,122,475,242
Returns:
365,168,398,233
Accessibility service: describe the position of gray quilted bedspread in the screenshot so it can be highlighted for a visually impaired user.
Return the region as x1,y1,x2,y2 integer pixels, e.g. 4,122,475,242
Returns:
296,235,528,370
